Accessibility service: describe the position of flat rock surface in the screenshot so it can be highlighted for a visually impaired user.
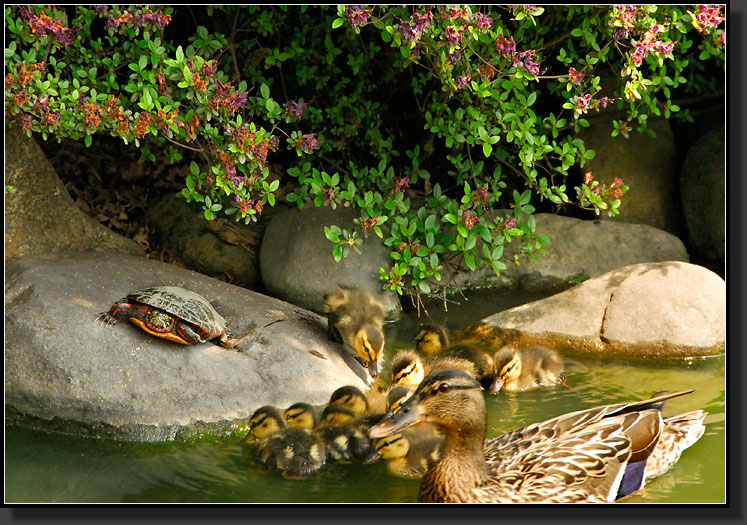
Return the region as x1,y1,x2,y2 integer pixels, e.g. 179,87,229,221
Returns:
474,261,725,360
5,251,370,441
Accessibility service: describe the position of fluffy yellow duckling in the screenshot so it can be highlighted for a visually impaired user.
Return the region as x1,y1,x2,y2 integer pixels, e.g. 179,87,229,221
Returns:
241,405,326,479
283,402,320,430
369,369,707,503
490,345,565,393
414,324,494,387
386,384,414,413
323,285,387,379
369,428,444,479
317,404,378,463
413,323,449,357
390,349,478,390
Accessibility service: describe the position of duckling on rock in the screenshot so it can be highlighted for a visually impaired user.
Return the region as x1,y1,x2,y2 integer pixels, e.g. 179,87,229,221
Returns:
323,285,387,379
369,368,707,503
368,428,444,479
490,345,565,393
414,324,494,387
241,405,326,479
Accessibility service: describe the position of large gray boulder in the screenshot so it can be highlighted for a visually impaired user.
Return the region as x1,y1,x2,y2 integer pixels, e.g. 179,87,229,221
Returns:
577,115,685,236
468,261,725,360
259,205,400,315
440,213,689,293
5,251,370,441
5,124,143,261
680,124,726,263
146,193,265,289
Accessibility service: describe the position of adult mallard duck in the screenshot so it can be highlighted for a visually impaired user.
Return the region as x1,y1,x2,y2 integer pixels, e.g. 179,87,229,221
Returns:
490,345,564,393
369,369,706,503
323,285,387,379
241,405,326,479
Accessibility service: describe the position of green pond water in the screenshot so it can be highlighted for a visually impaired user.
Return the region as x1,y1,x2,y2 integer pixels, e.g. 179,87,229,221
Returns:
4,289,726,504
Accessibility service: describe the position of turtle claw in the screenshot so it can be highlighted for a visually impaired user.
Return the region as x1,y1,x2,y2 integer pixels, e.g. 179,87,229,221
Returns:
96,312,119,325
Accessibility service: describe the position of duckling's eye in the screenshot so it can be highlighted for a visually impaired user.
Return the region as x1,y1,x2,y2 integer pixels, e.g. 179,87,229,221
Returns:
438,383,450,393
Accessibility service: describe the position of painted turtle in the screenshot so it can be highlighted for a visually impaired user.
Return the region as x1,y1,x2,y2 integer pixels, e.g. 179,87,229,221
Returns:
97,286,244,348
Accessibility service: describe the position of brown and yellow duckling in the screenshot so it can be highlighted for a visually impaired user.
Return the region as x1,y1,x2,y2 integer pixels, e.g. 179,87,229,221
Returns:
386,384,414,414
328,384,386,430
317,404,378,463
490,345,564,393
241,405,326,479
414,324,495,387
323,285,387,379
368,428,444,479
390,349,478,390
283,402,320,430
369,369,706,503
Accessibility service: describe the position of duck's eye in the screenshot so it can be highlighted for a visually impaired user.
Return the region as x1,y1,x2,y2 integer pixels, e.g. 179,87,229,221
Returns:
438,383,450,393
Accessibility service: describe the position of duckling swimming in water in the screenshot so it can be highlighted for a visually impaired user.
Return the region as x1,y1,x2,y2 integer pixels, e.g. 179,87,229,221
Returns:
390,349,478,390
490,345,565,393
283,402,320,430
241,405,326,479
328,385,370,416
323,285,386,379
369,369,707,503
414,324,494,387
317,404,377,463
369,428,444,479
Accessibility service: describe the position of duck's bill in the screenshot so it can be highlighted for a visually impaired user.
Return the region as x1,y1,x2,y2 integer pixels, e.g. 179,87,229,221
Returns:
489,377,504,394
362,450,382,465
367,359,379,379
368,403,424,438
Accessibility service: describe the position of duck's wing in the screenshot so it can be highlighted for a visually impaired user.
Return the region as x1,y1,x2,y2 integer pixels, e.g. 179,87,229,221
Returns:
477,391,698,502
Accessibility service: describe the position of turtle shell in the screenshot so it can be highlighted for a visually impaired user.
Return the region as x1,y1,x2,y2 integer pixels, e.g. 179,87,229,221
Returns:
128,286,228,338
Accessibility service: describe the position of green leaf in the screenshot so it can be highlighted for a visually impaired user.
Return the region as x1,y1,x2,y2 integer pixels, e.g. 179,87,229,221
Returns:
482,142,492,157
84,135,92,147
332,245,343,261
260,83,270,99
444,213,457,224
332,17,345,29
418,281,431,294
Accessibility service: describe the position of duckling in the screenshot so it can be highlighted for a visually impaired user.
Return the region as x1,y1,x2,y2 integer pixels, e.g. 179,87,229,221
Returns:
369,428,444,479
414,323,449,357
283,402,320,430
328,385,370,416
323,285,386,379
369,369,707,503
241,405,326,479
318,405,377,463
390,349,477,389
414,324,494,387
386,384,414,413
490,345,565,393
390,350,426,389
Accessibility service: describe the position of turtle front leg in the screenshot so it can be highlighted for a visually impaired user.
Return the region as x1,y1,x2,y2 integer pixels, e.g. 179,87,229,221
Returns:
96,299,133,325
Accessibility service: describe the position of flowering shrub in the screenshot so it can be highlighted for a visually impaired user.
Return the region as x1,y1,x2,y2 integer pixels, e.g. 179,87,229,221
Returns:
5,5,725,299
